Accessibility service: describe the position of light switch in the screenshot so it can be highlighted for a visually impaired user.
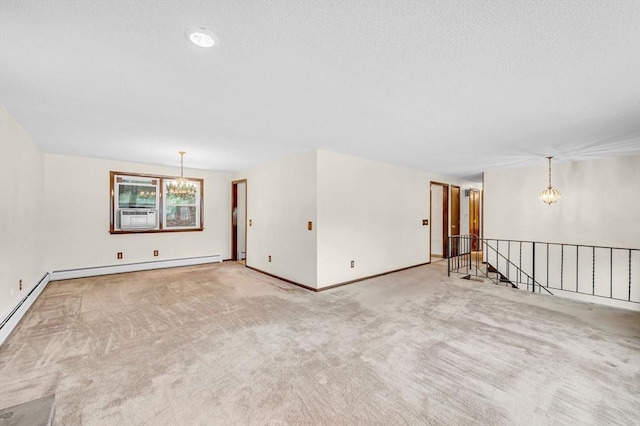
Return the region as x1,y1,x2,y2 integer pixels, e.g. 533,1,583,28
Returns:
422,219,429,226
308,221,313,230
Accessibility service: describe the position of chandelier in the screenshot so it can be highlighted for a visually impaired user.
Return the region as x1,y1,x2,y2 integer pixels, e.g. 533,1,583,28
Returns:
167,151,196,197
539,156,561,205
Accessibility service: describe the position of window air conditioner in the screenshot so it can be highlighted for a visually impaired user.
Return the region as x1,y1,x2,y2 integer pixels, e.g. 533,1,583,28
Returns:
119,209,157,230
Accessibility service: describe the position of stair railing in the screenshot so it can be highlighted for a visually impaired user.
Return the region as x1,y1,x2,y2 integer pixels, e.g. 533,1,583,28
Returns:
447,235,551,294
447,235,639,304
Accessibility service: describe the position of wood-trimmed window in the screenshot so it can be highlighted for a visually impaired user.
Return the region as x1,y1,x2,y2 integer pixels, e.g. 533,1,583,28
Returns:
110,171,204,234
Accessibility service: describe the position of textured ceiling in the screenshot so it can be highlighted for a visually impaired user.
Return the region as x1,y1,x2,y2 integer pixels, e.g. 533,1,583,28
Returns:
1,0,638,180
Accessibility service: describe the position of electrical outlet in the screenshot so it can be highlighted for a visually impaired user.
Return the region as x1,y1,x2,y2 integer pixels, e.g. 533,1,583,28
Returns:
153,250,159,256
351,260,355,268
117,252,123,259
19,279,22,291
268,255,272,262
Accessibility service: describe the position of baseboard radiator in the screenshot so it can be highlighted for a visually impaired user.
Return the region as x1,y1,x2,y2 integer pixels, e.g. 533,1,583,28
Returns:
50,255,223,281
0,272,50,346
0,255,223,346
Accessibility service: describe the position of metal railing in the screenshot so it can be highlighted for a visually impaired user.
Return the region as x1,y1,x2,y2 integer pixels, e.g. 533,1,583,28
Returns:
447,235,639,303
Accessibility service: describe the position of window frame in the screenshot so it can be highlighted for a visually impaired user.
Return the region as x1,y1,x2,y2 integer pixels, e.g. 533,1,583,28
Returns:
110,171,204,234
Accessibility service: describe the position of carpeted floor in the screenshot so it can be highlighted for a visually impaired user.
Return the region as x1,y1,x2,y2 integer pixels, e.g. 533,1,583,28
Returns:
0,262,638,425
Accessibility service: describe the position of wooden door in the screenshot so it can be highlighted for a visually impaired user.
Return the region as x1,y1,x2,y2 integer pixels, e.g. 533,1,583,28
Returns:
231,179,248,263
429,182,449,260
451,186,460,256
231,182,238,261
469,190,480,251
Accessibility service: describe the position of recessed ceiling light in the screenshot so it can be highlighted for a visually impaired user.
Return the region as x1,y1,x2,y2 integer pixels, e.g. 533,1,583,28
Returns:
185,27,218,48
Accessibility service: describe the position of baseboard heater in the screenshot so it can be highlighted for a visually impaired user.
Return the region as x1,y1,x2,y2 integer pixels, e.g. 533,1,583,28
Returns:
0,272,50,346
50,255,223,281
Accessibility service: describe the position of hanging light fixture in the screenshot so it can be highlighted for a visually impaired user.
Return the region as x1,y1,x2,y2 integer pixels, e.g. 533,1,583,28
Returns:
539,156,561,205
167,151,196,198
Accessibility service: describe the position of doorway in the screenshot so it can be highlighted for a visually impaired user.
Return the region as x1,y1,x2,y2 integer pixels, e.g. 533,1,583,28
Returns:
231,180,247,263
451,185,460,257
469,189,481,251
430,182,449,261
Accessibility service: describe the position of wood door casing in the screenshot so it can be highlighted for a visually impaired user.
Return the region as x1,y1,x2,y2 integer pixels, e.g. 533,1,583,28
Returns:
469,190,481,251
429,182,449,259
451,186,460,256
231,182,238,261
231,179,248,263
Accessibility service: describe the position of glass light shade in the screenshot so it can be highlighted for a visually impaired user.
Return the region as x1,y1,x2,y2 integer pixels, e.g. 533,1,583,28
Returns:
540,156,561,205
185,27,218,48
539,186,561,205
190,33,214,47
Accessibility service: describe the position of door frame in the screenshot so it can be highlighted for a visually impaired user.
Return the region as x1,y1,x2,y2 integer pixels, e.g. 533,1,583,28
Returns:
469,188,481,252
231,179,247,263
451,185,460,257
429,181,449,261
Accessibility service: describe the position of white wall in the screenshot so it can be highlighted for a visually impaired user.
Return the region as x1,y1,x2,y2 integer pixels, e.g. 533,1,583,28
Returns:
240,149,481,289
239,151,318,287
0,104,45,319
484,155,640,309
485,155,640,248
43,154,231,271
316,150,431,288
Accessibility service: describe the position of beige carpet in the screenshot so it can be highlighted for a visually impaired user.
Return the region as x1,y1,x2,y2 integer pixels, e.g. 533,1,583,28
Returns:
0,262,638,425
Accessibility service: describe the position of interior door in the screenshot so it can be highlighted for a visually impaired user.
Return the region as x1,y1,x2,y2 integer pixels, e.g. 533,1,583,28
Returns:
469,190,480,251
232,183,238,261
231,180,247,263
430,182,449,260
451,186,460,256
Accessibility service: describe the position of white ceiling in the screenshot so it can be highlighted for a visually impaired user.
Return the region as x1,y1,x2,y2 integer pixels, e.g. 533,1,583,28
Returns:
1,0,638,181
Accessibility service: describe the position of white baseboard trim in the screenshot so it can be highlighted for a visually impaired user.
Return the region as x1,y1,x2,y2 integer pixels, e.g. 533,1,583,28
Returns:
0,272,50,346
50,255,223,281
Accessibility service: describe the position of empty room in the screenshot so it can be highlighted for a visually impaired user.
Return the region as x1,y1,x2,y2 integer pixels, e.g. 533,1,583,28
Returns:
1,1,639,425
